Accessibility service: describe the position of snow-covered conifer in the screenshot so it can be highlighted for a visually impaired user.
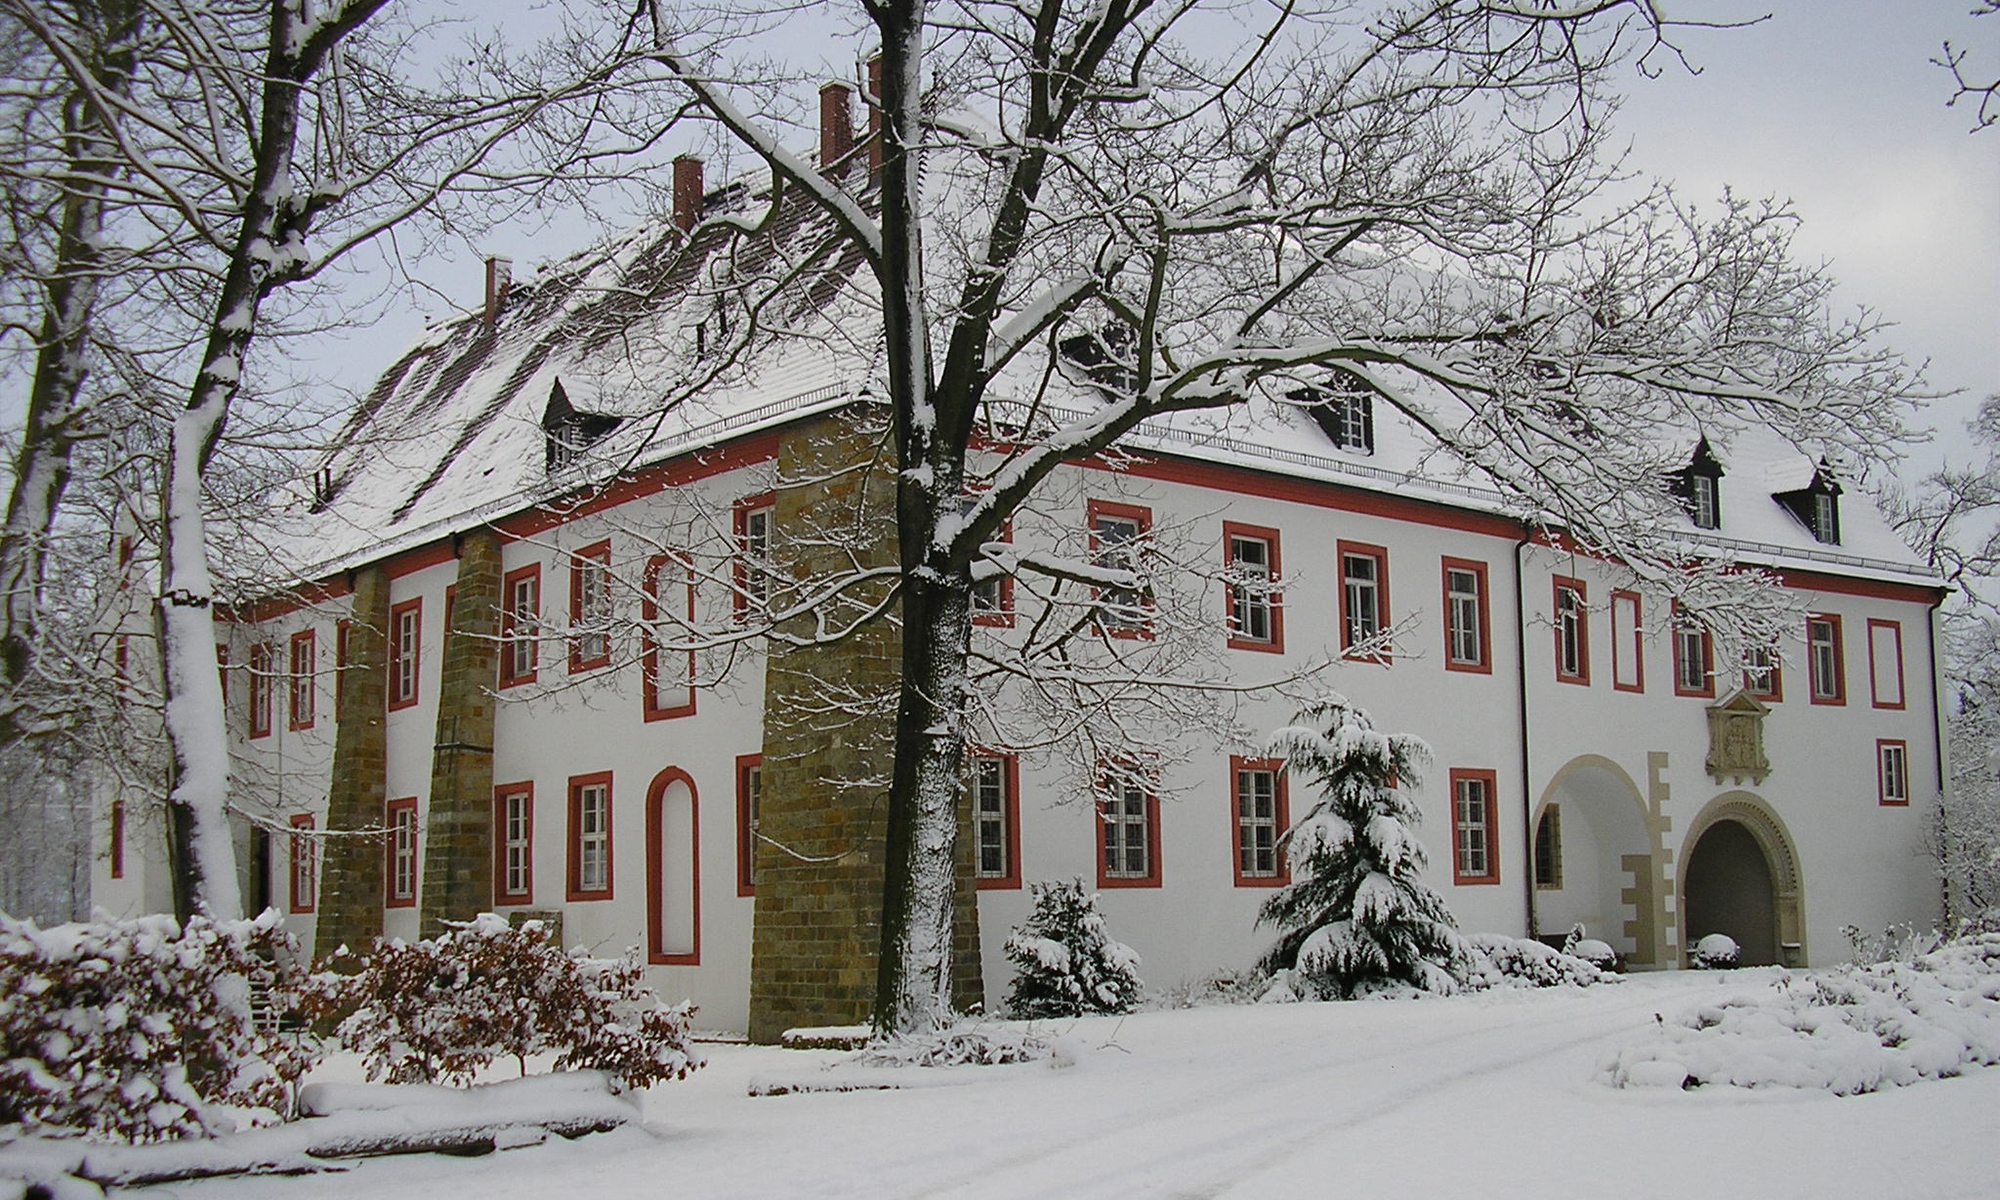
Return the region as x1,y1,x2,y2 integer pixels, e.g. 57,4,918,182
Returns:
1004,879,1144,1018
1258,695,1468,998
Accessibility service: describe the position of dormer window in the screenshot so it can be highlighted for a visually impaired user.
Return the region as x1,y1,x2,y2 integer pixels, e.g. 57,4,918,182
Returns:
1292,372,1374,455
542,379,621,473
1057,323,1140,396
1773,458,1842,545
1669,437,1725,531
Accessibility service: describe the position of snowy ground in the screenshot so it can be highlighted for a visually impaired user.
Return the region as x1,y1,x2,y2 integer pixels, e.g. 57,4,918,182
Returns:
174,970,2000,1200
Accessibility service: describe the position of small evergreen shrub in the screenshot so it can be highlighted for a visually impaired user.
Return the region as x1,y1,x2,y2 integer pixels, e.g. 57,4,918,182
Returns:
303,914,701,1091
1258,695,1469,998
1689,933,1741,969
0,910,316,1142
1560,923,1621,972
1462,933,1617,990
1004,879,1144,1018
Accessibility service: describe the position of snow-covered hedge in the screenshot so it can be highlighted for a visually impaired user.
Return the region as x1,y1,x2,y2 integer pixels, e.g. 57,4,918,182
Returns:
0,910,315,1142
1461,934,1618,990
849,1022,1061,1068
1606,933,2000,1095
1004,880,1144,1018
303,915,701,1092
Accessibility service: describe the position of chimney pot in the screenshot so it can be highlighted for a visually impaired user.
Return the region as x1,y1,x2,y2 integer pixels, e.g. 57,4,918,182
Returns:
819,82,854,174
673,154,705,233
483,255,513,325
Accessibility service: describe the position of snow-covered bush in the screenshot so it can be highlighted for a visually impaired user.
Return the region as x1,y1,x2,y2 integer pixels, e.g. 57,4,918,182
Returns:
1607,932,2000,1095
304,915,700,1091
1004,879,1144,1018
1689,933,1741,969
1559,924,1621,972
1841,921,1942,964
1257,695,1468,999
1461,933,1617,990
0,910,316,1142
849,1021,1059,1068
1152,967,1271,1009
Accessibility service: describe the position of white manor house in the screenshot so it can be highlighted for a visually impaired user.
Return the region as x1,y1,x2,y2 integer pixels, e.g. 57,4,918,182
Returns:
94,95,1946,1040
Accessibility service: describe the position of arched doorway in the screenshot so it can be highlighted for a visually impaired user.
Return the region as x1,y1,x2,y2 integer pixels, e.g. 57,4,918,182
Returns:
1679,792,1806,968
645,768,700,966
1534,756,1660,964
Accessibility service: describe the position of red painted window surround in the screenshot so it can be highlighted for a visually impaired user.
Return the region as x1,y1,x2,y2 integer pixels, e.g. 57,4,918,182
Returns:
1671,605,1716,699
1808,613,1847,706
970,752,1022,891
1552,576,1590,686
1440,556,1491,675
1095,767,1162,889
1229,756,1290,888
1877,738,1911,807
642,553,697,721
493,782,534,906
289,813,316,913
499,563,540,688
387,597,422,711
1609,588,1644,694
288,628,316,731
109,800,124,880
1222,521,1284,654
385,796,418,908
1087,498,1155,639
733,493,776,620
1337,539,1391,661
970,515,1016,629
1450,768,1501,885
568,540,613,674
247,641,274,738
735,754,762,896
566,771,616,902
1868,618,1907,711
645,767,701,966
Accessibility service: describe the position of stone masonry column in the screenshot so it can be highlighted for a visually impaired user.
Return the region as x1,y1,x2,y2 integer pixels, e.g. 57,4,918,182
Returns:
316,565,389,957
419,529,501,938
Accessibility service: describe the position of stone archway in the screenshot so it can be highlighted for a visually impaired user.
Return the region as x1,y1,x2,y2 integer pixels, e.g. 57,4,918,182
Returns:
1679,792,1806,967
1534,755,1664,965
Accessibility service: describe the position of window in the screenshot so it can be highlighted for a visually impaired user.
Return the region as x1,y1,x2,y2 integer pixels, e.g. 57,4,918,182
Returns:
1691,474,1719,530
1775,461,1842,545
1451,769,1500,885
1441,558,1490,673
1671,609,1714,698
971,754,1021,890
1297,374,1374,453
569,540,612,673
1224,522,1283,653
493,783,533,904
1672,437,1725,530
248,641,274,737
1231,757,1289,886
1812,492,1839,544
567,772,614,900
289,814,316,913
1878,739,1910,807
1553,577,1589,685
1745,644,1783,701
734,494,775,617
967,501,1014,627
643,553,696,720
1533,804,1561,889
500,564,540,686
388,598,421,711
334,620,350,717
736,754,762,895
110,800,124,881
385,797,418,908
287,629,316,730
1087,500,1152,635
1608,589,1643,693
1338,541,1389,656
1808,614,1845,705
1096,769,1160,888
1868,619,1906,710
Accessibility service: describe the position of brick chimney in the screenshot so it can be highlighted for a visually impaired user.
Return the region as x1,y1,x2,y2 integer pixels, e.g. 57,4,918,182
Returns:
820,82,854,174
673,154,704,233
483,256,512,325
865,54,883,178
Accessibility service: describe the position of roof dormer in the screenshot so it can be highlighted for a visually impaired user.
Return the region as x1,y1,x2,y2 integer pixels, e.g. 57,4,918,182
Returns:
542,379,621,473
1772,457,1842,545
1668,436,1725,530
1056,323,1140,396
1290,370,1375,455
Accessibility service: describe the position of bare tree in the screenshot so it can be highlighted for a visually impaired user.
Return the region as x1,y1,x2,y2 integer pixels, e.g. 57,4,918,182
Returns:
1939,0,1999,131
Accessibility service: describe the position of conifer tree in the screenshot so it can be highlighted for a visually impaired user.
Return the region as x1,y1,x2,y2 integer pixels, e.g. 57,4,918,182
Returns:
1258,696,1468,998
1004,879,1144,1018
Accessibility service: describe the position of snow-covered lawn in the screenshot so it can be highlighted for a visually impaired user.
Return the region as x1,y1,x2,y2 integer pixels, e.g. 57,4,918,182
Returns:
169,971,2000,1200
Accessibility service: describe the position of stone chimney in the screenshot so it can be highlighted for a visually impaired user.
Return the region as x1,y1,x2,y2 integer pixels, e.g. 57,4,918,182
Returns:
673,154,704,233
866,54,883,178
820,82,854,174
483,256,512,325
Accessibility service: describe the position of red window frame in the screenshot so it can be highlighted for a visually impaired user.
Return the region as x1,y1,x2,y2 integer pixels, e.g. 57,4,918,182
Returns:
1609,588,1644,694
736,754,762,896
1087,499,1154,638
247,641,274,738
493,782,534,905
1223,521,1284,654
1670,606,1715,699
970,752,1022,890
1440,556,1491,674
1807,613,1846,706
566,771,615,901
109,800,124,880
1877,738,1910,807
733,493,776,619
1552,576,1590,685
499,563,540,687
287,629,316,730
1449,768,1501,885
568,540,613,674
387,597,422,711
1867,618,1906,710
289,813,316,913
1337,540,1390,660
385,796,418,908
645,767,701,966
1095,767,1162,889
642,553,697,721
1230,756,1290,887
